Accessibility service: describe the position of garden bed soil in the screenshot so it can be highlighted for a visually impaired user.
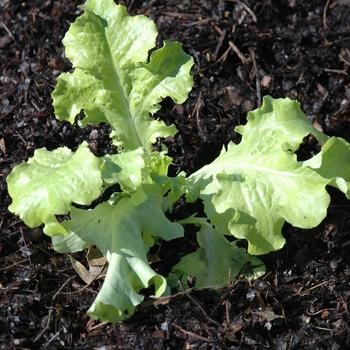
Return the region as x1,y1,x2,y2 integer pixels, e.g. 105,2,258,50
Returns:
1,0,350,349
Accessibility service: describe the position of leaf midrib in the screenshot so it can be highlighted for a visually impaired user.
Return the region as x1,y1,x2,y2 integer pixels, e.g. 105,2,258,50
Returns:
99,13,143,151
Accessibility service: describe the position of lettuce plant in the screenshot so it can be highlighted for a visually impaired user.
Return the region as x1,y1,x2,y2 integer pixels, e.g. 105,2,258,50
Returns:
7,0,350,323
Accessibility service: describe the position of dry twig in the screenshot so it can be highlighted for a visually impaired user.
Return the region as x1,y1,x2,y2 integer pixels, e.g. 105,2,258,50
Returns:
249,47,261,108
228,41,250,65
172,323,213,343
281,279,337,303
323,0,331,33
225,0,257,22
177,278,222,327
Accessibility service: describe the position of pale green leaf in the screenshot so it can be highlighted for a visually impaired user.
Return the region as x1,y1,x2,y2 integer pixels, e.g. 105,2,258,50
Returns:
189,96,350,255
7,142,102,236
52,0,193,153
101,147,145,193
52,186,184,323
301,136,350,197
172,225,266,289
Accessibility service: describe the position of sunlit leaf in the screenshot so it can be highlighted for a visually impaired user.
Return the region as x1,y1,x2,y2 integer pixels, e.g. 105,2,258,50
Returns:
190,96,350,255
52,0,193,153
7,142,102,236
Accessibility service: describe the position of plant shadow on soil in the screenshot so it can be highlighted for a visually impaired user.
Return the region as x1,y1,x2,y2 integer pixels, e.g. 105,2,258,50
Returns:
1,0,350,349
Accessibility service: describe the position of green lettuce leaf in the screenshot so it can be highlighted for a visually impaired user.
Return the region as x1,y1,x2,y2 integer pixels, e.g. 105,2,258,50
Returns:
189,96,350,255
52,186,184,323
301,136,350,197
172,224,266,289
7,142,102,236
52,0,194,153
101,148,145,193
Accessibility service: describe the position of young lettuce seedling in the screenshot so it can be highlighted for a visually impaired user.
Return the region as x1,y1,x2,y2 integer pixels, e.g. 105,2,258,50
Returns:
7,0,350,323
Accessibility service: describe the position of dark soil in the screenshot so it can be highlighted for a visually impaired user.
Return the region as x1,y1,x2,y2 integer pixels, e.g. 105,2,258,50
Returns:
1,0,350,349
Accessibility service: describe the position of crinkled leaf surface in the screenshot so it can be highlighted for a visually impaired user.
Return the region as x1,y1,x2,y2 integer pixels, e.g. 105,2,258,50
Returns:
101,148,145,193
52,0,193,152
52,186,184,323
189,96,350,255
7,142,102,236
172,225,266,289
